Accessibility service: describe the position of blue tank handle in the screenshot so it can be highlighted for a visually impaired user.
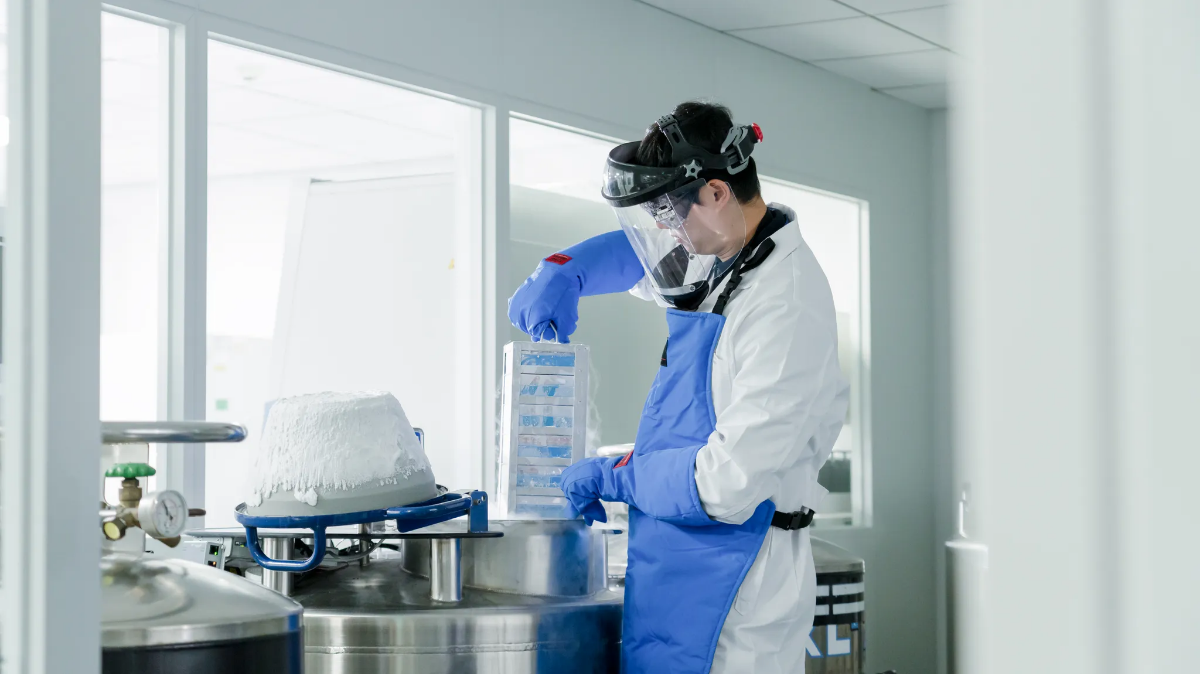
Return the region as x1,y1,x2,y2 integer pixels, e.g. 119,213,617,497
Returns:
386,490,486,528
238,490,487,573
245,525,328,573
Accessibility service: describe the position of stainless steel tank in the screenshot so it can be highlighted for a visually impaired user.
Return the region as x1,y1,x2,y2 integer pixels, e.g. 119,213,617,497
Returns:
296,519,623,673
101,553,303,673
809,537,867,674
99,421,305,674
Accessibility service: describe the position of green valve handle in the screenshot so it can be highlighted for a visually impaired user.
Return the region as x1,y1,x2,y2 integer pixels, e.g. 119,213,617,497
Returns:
105,462,156,479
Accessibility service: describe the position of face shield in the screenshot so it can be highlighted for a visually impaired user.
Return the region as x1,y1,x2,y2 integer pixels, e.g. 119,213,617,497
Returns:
600,114,761,308
605,171,746,307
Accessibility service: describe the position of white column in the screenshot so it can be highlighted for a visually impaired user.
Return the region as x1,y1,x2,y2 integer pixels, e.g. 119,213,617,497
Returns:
157,17,207,515
955,1,1200,673
2,0,102,672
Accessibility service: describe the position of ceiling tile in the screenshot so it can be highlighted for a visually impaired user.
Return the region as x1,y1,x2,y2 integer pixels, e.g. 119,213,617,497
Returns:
209,84,329,124
814,49,949,89
228,114,450,164
839,0,947,13
639,0,860,32
252,72,445,116
876,6,952,50
208,125,361,177
880,82,948,108
353,101,473,136
732,16,932,61
208,41,324,88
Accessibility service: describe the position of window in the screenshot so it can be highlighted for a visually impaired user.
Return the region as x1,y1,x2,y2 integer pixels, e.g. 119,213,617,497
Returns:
99,14,166,423
760,177,870,527
204,42,482,527
100,13,168,495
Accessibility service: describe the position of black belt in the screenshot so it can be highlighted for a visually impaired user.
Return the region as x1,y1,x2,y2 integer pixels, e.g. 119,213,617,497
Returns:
771,509,815,531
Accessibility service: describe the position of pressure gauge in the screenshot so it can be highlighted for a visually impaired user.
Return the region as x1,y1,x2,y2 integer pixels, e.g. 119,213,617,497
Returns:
138,490,188,539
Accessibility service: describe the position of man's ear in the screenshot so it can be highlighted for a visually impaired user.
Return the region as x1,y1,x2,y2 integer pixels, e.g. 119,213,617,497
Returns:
707,179,732,207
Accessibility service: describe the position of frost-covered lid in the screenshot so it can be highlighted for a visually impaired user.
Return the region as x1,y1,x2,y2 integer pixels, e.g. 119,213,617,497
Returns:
245,391,437,516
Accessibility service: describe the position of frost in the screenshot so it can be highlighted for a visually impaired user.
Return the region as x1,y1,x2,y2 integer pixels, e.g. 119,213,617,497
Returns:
294,489,319,507
246,391,433,505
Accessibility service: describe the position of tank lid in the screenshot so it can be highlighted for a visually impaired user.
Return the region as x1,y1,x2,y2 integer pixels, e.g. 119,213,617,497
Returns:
812,537,866,575
101,556,302,648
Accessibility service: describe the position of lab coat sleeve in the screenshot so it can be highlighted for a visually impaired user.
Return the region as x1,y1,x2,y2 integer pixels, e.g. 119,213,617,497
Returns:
694,290,848,525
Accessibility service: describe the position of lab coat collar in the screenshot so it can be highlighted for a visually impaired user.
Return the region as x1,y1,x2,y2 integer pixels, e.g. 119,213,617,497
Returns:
699,203,800,312
737,202,801,284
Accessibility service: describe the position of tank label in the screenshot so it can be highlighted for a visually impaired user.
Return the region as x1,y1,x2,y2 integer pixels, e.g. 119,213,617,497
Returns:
806,624,854,659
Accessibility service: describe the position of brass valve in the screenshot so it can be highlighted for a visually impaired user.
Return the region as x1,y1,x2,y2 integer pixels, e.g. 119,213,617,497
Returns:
102,516,128,541
118,478,143,509
101,463,190,544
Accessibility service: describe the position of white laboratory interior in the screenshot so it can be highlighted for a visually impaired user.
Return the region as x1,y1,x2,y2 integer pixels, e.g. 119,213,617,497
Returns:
2,2,1197,674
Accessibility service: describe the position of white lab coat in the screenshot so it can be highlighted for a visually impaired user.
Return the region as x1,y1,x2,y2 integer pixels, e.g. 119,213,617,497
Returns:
631,204,850,674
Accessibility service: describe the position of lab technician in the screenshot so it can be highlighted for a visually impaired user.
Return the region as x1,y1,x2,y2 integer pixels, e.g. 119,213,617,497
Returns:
508,101,850,674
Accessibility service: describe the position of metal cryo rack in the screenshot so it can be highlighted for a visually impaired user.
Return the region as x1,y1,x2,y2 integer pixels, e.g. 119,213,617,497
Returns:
497,341,590,519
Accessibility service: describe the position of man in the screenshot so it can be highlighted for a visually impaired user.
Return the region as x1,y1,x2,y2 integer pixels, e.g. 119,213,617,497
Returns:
508,101,850,674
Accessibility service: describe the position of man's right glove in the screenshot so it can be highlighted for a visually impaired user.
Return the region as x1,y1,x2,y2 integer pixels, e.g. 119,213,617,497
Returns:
507,230,644,343
560,446,718,527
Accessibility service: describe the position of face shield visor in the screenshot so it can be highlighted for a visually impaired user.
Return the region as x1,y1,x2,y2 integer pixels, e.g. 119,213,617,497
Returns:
602,142,747,308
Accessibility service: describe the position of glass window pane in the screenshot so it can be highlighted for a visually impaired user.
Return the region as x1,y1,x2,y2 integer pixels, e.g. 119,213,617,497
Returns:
100,13,167,501
205,42,481,527
100,14,165,426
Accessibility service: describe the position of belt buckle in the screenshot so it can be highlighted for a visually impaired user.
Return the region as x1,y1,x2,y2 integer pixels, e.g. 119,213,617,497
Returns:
789,511,804,530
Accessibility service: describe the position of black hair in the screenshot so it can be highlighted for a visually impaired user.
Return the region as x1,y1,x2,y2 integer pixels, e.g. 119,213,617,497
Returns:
636,100,762,204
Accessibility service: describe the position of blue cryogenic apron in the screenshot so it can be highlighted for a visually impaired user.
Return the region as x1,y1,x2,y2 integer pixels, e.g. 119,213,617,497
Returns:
622,238,779,674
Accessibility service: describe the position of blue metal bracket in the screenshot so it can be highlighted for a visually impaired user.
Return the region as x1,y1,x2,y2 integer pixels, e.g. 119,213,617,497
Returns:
235,488,489,573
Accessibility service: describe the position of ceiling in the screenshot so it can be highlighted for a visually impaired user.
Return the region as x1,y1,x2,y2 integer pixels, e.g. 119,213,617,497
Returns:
638,0,953,109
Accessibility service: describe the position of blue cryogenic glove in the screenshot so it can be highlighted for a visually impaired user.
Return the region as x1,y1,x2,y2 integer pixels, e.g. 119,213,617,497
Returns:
507,230,644,343
560,446,718,527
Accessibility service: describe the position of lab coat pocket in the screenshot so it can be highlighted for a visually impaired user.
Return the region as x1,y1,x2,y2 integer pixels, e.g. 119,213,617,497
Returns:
731,529,773,616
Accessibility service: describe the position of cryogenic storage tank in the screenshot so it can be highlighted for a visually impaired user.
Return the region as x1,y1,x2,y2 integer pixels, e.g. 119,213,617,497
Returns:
295,519,622,673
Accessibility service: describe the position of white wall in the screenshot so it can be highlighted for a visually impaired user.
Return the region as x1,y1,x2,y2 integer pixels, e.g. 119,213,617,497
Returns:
116,1,938,670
